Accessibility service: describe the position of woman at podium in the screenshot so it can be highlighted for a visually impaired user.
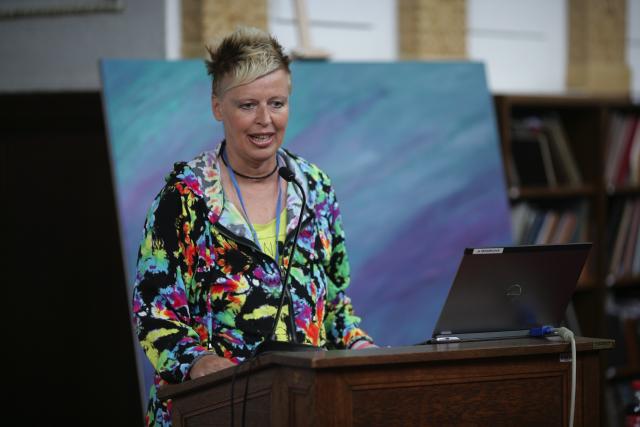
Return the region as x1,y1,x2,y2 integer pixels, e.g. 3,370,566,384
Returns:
132,27,375,426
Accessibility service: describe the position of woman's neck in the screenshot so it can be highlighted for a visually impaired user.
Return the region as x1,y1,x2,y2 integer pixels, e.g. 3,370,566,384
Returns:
218,153,287,224
223,144,278,180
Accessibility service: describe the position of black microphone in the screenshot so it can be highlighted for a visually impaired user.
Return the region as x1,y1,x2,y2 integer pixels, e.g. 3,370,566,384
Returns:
254,166,320,355
275,167,304,342
278,166,296,182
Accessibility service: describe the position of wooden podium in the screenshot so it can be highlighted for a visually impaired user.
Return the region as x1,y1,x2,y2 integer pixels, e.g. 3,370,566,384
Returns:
159,337,613,426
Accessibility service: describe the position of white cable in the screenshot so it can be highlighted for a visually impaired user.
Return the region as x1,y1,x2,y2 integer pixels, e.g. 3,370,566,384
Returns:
555,327,576,427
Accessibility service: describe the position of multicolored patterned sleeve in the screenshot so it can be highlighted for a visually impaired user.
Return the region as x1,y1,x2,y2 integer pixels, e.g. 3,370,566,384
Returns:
321,178,375,349
132,183,209,384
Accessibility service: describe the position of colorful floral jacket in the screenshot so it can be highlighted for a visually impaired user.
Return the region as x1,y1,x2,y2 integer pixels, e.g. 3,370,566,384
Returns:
132,143,373,426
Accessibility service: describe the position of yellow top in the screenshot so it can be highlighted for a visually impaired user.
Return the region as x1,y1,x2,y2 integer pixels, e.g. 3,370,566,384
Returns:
254,209,289,341
253,208,287,261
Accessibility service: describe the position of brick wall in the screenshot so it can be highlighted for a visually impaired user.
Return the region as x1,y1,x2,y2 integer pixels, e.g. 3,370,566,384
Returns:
398,0,467,59
182,0,268,58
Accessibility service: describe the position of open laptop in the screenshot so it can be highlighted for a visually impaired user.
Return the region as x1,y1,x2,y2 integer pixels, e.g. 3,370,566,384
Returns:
429,243,591,343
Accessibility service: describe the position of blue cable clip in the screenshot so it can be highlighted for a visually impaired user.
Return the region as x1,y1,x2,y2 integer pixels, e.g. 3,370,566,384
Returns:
529,325,555,337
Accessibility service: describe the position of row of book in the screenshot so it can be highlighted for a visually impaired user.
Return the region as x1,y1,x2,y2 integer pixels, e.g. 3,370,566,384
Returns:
606,379,640,427
509,115,583,188
510,202,589,245
607,197,640,282
604,293,640,425
605,114,640,188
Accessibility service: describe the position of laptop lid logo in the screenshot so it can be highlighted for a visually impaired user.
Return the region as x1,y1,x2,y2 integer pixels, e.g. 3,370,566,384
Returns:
473,248,504,255
506,284,523,297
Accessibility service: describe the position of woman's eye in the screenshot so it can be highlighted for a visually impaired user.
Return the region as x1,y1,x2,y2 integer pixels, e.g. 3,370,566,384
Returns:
239,103,255,110
271,101,285,109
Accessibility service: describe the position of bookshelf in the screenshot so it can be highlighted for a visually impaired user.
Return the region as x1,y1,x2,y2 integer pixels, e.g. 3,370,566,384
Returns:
493,94,640,426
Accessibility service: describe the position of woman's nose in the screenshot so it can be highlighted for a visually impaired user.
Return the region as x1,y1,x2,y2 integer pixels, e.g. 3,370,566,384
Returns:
255,104,271,126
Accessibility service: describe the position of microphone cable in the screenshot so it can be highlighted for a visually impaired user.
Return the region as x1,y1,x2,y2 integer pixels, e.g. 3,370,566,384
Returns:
230,363,238,427
555,327,576,427
529,325,576,427
230,349,257,427
241,356,256,426
267,166,306,344
231,166,308,427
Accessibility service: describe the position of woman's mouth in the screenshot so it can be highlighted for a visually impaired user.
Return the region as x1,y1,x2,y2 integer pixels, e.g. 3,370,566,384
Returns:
248,133,274,147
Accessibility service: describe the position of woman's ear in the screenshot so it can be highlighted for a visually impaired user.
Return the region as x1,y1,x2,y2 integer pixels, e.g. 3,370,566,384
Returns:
212,96,223,121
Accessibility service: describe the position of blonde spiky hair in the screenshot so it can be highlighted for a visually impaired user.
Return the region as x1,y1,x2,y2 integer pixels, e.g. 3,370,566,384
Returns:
205,27,291,97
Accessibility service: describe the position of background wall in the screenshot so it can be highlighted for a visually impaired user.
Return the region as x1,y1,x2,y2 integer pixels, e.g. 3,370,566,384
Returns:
1,0,637,95
268,0,397,61
0,0,167,91
466,0,567,93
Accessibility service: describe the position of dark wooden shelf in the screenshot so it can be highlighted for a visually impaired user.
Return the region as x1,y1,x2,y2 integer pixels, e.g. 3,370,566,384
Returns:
508,185,596,200
607,275,640,289
607,365,640,381
606,185,640,197
495,93,632,108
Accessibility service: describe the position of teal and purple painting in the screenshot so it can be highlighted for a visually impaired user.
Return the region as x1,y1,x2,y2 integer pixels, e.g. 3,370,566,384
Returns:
101,60,512,404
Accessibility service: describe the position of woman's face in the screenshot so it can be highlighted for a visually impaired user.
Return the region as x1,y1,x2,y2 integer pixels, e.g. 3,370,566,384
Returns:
213,68,290,168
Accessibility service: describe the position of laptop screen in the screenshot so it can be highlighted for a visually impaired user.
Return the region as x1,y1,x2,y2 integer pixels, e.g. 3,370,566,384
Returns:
431,243,591,342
